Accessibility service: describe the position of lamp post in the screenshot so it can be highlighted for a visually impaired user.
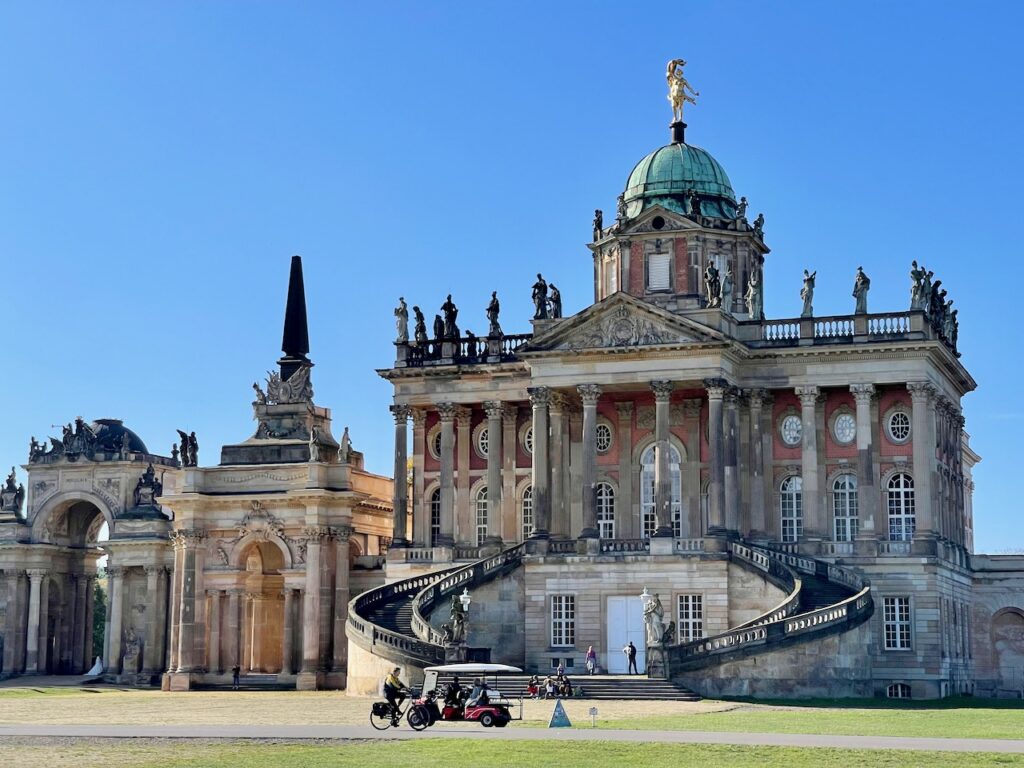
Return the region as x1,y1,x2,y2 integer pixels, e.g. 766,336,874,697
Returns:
459,588,472,613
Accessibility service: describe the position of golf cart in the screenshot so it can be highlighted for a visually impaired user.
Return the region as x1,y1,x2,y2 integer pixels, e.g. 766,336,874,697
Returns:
408,663,524,729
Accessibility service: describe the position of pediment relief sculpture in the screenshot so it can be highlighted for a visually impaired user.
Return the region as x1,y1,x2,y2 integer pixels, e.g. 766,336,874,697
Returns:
558,305,695,351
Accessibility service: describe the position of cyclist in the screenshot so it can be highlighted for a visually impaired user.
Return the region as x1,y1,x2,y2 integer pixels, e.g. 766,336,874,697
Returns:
383,667,409,721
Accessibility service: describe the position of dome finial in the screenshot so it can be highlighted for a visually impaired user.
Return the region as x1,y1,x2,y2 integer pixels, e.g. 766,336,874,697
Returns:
667,58,699,143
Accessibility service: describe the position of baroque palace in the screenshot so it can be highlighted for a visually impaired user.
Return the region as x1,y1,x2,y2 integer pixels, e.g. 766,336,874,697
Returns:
1,63,1022,700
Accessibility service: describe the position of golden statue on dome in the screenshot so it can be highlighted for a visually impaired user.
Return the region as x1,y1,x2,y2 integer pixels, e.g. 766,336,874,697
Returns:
667,59,699,123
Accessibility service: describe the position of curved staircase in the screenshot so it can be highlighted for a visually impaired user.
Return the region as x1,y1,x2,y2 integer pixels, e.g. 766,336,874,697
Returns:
348,539,873,696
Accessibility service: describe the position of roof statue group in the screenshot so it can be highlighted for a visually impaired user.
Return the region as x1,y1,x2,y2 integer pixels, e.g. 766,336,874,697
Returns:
174,430,199,467
0,467,25,516
392,276,563,349
797,267,869,318
910,260,959,355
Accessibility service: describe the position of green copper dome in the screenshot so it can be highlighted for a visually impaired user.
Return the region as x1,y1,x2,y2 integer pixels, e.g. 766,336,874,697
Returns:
623,142,737,220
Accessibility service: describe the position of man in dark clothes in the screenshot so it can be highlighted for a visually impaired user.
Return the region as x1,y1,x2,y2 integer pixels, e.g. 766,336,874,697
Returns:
624,641,638,674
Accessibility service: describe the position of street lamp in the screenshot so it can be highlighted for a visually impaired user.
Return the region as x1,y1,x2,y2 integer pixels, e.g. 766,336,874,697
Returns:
639,586,651,604
459,588,472,612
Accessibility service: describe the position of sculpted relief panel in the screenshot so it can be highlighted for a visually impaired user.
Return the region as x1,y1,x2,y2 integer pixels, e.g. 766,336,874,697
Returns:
559,306,693,351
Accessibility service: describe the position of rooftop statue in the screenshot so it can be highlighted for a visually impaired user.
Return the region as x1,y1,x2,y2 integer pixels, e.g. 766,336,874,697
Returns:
910,260,927,310
616,194,627,221
441,294,459,340
133,463,163,507
853,266,871,314
309,425,323,463
801,269,816,318
432,314,444,344
413,306,428,345
666,58,699,123
721,267,734,313
704,263,722,308
394,297,409,343
593,209,603,241
532,273,548,320
252,382,267,405
736,196,748,221
1,467,24,516
753,213,765,238
745,265,764,321
548,284,563,319
486,291,502,337
687,189,701,217
177,429,199,467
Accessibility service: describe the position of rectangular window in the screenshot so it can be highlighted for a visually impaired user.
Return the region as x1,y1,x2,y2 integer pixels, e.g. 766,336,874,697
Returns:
647,253,671,291
605,259,618,296
883,596,912,650
677,594,704,643
550,594,575,647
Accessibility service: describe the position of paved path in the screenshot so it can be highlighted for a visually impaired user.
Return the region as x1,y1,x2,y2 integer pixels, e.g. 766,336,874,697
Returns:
1,724,1023,753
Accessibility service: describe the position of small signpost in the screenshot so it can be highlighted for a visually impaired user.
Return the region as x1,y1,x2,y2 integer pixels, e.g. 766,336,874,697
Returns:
589,706,599,728
548,699,572,728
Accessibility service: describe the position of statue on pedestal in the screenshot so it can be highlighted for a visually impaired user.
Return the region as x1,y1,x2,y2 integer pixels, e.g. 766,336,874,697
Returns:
339,427,351,463
736,196,748,222
308,425,323,463
133,463,163,507
800,269,816,318
171,442,180,466
0,468,24,516
413,306,428,345
486,291,502,337
666,58,699,123
394,297,409,343
441,295,459,340
252,382,267,404
704,263,722,308
643,592,666,646
852,266,870,314
592,209,603,241
449,593,467,643
745,265,764,321
616,194,627,222
909,260,927,310
721,268,734,312
687,189,701,217
532,274,549,320
753,213,765,238
548,284,562,319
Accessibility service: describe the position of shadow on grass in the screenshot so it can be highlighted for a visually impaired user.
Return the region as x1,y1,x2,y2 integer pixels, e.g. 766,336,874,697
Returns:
718,695,1024,710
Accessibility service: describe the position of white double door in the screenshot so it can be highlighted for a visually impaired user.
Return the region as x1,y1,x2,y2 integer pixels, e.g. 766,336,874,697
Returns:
605,596,646,673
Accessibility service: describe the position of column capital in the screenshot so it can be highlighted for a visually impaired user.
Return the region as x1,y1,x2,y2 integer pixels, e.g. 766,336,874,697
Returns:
206,588,224,598
724,387,742,406
703,377,730,398
528,386,551,407
390,404,411,423
500,403,519,425
334,524,354,543
26,568,48,581
106,566,125,579
849,383,876,403
436,402,458,421
578,384,602,405
227,588,246,597
650,380,674,401
169,528,206,549
302,525,333,541
410,407,428,428
143,565,162,576
907,381,935,401
682,397,703,418
615,401,634,417
794,385,821,406
453,405,472,423
549,391,571,412
747,389,769,409
483,400,505,419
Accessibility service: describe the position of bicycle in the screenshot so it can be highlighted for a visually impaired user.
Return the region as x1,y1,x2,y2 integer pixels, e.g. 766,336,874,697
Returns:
369,692,416,730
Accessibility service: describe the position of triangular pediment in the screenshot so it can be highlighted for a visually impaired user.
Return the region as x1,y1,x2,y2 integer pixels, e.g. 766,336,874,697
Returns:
525,293,726,353
621,205,699,236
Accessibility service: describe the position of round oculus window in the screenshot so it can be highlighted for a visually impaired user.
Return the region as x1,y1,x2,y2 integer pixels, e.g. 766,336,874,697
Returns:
477,427,489,457
523,426,534,455
596,423,612,453
781,415,802,446
888,411,911,442
430,430,443,459
651,215,665,230
834,413,856,444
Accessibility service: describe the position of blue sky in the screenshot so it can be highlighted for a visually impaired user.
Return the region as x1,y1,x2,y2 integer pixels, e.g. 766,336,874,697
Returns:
1,2,1021,552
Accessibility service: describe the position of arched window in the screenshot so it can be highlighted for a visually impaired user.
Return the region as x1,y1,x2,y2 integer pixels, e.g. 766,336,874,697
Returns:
832,474,858,542
887,682,912,699
596,482,615,539
888,473,915,541
521,485,534,541
640,444,682,538
475,486,488,546
780,476,803,543
429,487,441,545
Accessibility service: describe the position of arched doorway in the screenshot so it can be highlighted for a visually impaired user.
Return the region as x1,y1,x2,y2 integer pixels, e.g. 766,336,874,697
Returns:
992,608,1024,694
240,542,285,673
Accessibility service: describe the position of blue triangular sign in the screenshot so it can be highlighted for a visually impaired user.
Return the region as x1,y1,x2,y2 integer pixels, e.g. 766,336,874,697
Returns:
548,699,572,728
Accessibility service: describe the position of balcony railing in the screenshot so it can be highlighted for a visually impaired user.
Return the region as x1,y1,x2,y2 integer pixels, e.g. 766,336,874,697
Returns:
397,333,533,368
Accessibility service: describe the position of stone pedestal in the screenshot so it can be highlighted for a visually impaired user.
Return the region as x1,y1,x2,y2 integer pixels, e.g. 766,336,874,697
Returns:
295,671,326,690
444,642,467,663
645,646,669,679
649,537,674,556
165,671,197,691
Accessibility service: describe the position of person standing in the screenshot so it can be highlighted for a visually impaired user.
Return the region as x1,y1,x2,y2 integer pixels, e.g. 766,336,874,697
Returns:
585,645,597,675
231,664,241,690
623,641,638,674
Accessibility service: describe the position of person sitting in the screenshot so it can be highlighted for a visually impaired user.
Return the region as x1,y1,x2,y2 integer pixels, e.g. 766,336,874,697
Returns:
444,675,465,709
544,676,557,699
383,667,408,719
559,676,573,697
526,676,540,699
466,677,491,708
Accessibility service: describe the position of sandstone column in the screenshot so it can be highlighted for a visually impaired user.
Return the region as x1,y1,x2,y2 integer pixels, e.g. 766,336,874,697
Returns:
24,569,45,673
282,588,296,675
390,404,411,546
436,403,456,547
483,402,505,546
724,389,740,533
501,405,518,542
748,390,767,536
615,402,635,539
908,382,936,537
143,567,161,674
411,409,427,546
528,387,551,539
82,576,95,673
548,394,567,539
579,384,602,539
106,567,124,674
3,571,22,673
683,399,702,537
651,380,675,537
71,574,88,673
226,588,243,670
298,527,325,688
850,384,878,539
332,527,351,673
174,531,203,673
167,540,184,672
795,386,823,541
705,379,727,534
454,406,472,546
208,590,222,674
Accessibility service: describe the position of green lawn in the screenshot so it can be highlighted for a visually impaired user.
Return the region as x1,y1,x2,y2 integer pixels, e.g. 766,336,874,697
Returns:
4,740,1024,768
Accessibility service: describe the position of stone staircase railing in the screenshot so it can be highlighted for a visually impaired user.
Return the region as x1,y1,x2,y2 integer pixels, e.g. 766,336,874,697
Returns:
347,543,527,669
666,540,872,672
